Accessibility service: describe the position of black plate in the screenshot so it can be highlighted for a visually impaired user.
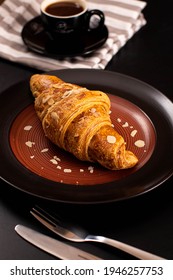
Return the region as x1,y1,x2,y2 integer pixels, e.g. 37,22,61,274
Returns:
21,16,108,58
0,69,173,204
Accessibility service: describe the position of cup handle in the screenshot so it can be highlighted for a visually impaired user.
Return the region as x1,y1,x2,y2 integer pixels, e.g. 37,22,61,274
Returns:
86,9,105,30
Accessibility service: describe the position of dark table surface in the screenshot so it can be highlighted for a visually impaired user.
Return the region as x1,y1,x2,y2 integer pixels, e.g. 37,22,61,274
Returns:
0,0,173,260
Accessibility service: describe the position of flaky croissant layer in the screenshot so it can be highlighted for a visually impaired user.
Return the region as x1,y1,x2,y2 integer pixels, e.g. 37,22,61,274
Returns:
30,74,138,170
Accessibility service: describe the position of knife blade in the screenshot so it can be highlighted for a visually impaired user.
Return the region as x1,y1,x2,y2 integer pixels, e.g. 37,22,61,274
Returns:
15,224,102,260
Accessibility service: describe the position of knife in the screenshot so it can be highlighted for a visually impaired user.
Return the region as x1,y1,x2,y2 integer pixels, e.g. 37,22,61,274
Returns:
15,225,102,260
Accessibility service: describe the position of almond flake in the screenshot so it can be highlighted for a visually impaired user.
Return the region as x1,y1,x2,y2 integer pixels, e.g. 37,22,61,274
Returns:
122,122,129,127
51,112,59,121
50,159,58,165
54,156,61,161
42,95,51,104
48,98,55,106
130,130,137,137
74,133,79,137
134,140,145,148
25,141,35,148
52,84,61,88
88,166,94,173
90,108,96,113
24,125,32,131
64,169,72,173
88,166,94,170
62,91,73,98
107,135,116,144
41,148,49,153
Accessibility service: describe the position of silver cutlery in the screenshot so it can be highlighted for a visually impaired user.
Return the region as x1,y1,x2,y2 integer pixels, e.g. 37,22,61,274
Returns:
30,206,165,260
15,224,102,260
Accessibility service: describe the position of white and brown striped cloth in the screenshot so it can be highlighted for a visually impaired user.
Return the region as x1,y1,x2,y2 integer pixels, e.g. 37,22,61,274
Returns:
0,0,146,71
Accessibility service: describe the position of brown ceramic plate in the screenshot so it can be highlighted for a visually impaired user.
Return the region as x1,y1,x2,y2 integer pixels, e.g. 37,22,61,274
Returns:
0,69,173,203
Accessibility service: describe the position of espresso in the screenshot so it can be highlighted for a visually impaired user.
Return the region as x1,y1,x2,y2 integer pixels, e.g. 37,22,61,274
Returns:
45,2,84,17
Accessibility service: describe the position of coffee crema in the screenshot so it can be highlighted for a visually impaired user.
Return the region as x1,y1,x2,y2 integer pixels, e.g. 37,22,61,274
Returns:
45,2,84,17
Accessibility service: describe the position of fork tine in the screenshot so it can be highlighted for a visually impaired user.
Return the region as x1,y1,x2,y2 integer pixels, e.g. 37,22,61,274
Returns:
30,205,87,241
31,206,60,226
30,206,75,239
31,205,74,227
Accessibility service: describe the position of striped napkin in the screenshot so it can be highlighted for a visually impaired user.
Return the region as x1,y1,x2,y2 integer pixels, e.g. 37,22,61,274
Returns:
0,0,146,71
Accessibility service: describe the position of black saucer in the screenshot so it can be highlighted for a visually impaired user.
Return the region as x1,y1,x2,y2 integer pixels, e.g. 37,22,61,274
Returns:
21,16,108,58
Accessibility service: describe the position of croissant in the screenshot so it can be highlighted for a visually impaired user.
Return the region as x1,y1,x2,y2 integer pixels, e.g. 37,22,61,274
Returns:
30,74,138,170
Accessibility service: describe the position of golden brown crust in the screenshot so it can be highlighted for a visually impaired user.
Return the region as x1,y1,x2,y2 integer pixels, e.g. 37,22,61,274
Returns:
30,74,138,170
30,74,63,98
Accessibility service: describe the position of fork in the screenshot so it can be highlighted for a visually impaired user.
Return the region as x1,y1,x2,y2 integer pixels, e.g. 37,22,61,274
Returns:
30,206,165,260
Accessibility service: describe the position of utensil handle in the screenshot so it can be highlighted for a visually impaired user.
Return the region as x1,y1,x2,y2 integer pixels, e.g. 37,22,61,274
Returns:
87,235,165,260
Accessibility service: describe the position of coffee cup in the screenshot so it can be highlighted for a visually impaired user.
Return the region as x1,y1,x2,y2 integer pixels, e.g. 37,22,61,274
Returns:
40,0,105,38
